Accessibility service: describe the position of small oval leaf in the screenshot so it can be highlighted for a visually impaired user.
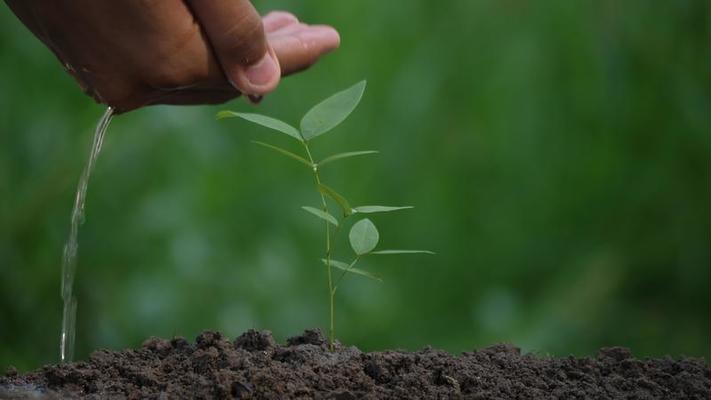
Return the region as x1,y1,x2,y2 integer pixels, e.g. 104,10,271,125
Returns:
371,250,435,255
321,259,382,282
318,151,378,167
353,206,414,214
300,81,366,140
317,183,352,216
349,218,380,255
302,206,338,226
252,141,313,168
218,111,303,141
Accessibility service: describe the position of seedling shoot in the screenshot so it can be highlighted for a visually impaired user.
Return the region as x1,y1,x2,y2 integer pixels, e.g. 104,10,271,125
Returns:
218,81,433,349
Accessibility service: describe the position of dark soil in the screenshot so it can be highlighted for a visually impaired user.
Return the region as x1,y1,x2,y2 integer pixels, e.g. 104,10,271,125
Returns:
2,329,710,399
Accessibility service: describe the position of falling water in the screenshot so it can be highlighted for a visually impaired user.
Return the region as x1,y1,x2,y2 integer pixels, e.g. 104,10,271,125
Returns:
60,107,114,363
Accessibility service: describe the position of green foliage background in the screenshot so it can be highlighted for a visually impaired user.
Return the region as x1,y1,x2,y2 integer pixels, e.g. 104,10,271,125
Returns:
1,1,710,371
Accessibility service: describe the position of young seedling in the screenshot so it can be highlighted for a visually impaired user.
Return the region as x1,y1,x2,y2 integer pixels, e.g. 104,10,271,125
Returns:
218,81,433,349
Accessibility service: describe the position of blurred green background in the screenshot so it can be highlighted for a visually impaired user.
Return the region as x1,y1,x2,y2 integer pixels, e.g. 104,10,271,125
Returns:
2,1,710,371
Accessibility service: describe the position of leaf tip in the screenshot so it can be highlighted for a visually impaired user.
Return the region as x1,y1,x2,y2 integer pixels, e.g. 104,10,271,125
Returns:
299,80,369,140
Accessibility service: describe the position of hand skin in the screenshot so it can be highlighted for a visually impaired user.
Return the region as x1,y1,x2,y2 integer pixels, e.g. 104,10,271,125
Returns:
4,0,340,113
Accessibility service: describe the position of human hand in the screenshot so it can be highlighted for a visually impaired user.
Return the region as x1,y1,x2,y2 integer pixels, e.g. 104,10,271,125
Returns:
4,0,340,113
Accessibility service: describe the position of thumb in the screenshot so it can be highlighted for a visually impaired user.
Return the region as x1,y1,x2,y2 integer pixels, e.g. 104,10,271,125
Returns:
187,0,280,96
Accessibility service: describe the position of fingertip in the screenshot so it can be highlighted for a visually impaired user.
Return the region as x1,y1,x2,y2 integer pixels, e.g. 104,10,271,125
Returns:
323,26,341,49
310,25,341,49
300,25,341,52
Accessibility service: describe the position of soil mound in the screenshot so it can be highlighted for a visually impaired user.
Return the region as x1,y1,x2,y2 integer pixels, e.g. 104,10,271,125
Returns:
2,329,710,399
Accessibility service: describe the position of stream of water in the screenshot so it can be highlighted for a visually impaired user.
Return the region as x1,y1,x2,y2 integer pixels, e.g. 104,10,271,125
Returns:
60,107,114,363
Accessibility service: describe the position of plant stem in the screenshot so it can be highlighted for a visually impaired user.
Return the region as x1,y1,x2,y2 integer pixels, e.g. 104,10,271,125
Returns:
302,142,336,351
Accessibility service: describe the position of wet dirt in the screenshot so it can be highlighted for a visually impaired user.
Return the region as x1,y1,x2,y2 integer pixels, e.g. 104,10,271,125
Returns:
2,329,710,399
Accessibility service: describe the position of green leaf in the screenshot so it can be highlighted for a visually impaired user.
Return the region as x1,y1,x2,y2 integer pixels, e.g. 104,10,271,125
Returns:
302,206,338,226
321,259,382,282
353,206,414,214
318,151,378,167
322,258,350,270
218,111,302,142
318,183,352,216
300,81,367,140
252,141,313,167
349,218,380,255
371,250,436,255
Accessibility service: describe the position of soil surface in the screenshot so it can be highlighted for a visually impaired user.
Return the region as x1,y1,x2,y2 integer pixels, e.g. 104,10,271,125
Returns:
1,329,710,399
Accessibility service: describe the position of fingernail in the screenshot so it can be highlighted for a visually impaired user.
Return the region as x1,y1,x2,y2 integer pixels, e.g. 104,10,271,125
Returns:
244,52,278,87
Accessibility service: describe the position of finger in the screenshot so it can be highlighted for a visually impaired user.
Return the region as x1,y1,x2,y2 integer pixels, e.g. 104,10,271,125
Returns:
268,23,310,38
268,25,341,76
262,11,299,33
186,0,281,96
